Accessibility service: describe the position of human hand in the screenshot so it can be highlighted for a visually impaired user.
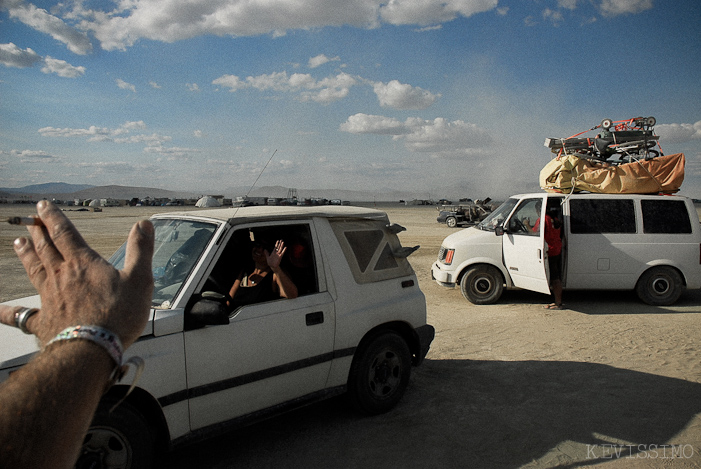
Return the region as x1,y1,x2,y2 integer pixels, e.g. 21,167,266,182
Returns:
0,200,154,349
265,240,286,271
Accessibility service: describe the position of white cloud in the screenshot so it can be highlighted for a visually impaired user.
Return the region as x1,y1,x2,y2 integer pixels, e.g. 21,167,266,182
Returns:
340,113,493,158
308,54,340,68
212,74,247,91
9,149,54,160
0,42,42,68
38,121,173,149
38,125,111,138
542,8,564,25
598,0,653,16
149,81,161,88
372,79,440,110
143,145,199,157
213,70,358,104
339,113,408,135
656,121,701,143
6,0,92,55
41,56,85,78
116,78,136,92
72,0,499,51
0,44,84,78
379,0,498,26
187,83,200,92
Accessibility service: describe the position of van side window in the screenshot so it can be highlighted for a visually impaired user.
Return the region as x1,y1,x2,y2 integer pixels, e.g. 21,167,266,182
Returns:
641,200,692,234
570,199,636,234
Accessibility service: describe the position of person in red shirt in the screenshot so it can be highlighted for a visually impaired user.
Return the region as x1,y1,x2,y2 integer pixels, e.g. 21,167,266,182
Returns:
533,200,564,309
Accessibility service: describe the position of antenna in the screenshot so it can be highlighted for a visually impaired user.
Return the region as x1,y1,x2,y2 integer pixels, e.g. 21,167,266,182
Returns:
245,149,277,198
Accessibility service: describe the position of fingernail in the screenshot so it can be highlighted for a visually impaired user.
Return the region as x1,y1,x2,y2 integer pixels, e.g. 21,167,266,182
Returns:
14,237,27,250
37,200,48,211
137,220,154,238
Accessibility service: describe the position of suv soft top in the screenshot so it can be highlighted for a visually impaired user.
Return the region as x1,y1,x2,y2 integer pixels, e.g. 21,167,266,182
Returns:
151,205,390,224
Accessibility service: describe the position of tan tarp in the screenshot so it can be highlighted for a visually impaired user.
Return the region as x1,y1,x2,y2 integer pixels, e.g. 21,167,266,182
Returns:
539,152,685,194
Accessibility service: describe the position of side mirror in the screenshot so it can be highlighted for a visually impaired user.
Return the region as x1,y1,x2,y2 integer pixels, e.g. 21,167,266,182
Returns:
187,291,230,327
495,225,505,236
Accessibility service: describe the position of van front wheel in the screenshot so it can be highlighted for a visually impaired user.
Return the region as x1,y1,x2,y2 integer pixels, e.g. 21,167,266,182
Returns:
461,265,504,304
636,267,683,306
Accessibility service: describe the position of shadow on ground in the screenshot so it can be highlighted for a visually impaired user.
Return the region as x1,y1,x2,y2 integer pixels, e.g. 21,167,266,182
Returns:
499,288,701,315
158,358,701,468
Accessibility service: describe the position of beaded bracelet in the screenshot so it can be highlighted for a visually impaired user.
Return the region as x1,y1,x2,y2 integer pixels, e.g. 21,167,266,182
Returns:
46,325,124,368
45,325,145,402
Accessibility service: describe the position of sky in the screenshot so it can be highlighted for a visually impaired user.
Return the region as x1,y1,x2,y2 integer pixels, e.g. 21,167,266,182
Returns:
1,0,700,200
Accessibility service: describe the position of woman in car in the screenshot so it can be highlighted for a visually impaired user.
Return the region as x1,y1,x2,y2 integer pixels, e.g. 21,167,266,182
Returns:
228,237,298,307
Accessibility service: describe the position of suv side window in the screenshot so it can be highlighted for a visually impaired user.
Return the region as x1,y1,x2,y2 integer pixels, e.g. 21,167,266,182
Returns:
330,219,414,284
207,223,319,301
570,199,636,234
641,200,692,234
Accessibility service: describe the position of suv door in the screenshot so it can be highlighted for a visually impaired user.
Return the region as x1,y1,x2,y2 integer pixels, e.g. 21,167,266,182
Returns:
183,221,335,431
501,196,551,295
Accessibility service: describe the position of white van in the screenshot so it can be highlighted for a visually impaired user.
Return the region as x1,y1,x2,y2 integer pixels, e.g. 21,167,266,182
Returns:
432,193,701,306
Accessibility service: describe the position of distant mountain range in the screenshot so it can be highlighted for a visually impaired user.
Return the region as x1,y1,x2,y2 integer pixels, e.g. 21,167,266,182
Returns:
1,182,95,194
0,183,431,202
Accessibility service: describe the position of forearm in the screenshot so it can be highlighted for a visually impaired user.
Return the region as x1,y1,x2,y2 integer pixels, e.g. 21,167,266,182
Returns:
0,340,114,468
272,268,298,299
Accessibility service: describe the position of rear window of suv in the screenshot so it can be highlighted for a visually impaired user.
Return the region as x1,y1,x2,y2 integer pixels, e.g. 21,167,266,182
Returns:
641,200,692,234
330,219,414,284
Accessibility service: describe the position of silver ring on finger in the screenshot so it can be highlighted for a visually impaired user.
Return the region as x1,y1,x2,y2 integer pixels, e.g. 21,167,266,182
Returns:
15,307,39,334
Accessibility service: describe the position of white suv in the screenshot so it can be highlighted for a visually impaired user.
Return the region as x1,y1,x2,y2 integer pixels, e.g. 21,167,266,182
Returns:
1,205,434,467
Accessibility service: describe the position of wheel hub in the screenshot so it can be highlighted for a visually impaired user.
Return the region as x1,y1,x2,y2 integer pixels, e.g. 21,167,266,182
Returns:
652,277,670,295
474,277,492,294
369,351,400,397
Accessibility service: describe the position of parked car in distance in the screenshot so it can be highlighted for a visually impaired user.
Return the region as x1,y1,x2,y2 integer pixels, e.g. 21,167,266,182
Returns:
436,198,494,228
432,193,701,305
1,205,434,467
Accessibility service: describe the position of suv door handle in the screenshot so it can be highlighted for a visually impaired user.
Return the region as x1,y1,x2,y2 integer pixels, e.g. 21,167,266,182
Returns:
305,311,324,326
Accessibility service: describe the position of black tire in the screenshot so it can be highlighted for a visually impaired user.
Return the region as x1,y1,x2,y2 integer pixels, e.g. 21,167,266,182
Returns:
76,399,155,469
446,217,457,228
636,266,683,306
460,265,504,304
347,332,411,415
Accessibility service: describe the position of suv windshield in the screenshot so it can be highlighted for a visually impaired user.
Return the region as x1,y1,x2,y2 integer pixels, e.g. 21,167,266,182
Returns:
109,219,218,309
477,198,518,231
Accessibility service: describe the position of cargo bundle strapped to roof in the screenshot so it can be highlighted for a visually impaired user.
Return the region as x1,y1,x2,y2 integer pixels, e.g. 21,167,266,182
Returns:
541,116,685,194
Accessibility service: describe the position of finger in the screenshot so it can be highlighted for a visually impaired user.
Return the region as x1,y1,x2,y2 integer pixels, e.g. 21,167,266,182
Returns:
122,220,155,291
13,236,48,290
34,200,89,261
0,305,22,329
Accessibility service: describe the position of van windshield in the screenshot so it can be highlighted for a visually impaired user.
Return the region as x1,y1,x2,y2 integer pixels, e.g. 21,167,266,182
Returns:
477,198,518,231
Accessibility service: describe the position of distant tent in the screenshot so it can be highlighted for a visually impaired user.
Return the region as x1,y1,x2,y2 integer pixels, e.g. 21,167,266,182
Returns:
195,196,221,207
88,199,101,207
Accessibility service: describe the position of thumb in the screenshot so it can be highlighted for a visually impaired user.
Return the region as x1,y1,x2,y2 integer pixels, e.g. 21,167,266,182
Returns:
122,220,155,292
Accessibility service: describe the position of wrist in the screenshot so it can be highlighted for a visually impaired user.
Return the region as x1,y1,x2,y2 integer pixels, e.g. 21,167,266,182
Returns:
45,325,124,368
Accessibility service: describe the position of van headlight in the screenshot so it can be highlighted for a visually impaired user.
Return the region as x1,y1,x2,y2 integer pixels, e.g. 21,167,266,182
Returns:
438,247,455,265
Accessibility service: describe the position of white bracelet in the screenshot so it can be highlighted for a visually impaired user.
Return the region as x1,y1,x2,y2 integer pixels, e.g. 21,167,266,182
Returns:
46,325,124,367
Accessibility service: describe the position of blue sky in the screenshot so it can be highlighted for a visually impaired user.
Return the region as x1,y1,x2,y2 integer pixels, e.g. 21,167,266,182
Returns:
1,0,700,199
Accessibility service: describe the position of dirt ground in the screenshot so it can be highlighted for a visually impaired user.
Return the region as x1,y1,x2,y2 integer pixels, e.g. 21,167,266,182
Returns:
1,203,700,468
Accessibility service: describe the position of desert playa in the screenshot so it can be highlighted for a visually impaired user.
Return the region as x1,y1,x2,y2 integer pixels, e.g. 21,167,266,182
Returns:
1,203,700,468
